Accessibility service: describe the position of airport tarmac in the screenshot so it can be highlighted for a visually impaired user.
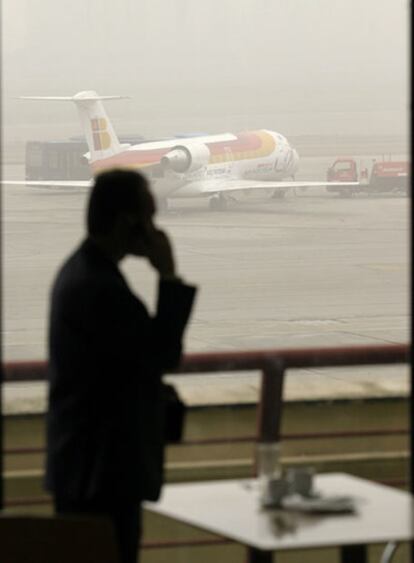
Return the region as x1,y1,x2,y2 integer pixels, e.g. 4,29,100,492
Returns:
1,159,410,410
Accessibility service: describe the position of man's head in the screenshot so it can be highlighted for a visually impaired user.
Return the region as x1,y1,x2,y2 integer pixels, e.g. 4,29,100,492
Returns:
87,169,156,259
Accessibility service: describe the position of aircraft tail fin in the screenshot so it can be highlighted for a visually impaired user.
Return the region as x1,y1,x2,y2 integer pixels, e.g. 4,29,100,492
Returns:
21,91,130,163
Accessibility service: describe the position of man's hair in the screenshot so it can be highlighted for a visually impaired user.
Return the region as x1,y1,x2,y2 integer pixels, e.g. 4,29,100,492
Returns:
87,169,150,235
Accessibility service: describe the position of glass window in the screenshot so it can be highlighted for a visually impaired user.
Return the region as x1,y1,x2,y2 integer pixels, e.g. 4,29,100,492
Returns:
1,3,410,560
333,161,353,172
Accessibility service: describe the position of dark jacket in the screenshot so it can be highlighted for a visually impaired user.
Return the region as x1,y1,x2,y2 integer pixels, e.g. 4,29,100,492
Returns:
46,238,196,502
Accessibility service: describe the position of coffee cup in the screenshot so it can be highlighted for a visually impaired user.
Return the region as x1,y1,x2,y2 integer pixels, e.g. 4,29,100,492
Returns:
286,467,314,497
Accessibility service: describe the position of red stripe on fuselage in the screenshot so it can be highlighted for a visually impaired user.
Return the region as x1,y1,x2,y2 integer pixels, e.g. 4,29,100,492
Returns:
92,148,168,172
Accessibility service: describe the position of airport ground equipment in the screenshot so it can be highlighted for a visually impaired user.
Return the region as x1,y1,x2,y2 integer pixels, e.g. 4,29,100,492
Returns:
25,139,90,181
25,135,146,181
326,157,409,196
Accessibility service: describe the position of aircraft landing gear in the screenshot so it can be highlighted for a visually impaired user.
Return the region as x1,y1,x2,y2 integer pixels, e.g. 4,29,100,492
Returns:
339,189,355,198
272,188,287,199
209,194,228,211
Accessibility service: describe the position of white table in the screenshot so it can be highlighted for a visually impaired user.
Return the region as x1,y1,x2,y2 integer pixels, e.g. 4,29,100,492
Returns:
145,473,414,562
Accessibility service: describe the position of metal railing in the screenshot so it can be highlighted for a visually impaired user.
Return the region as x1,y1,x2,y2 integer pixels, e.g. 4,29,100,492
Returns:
3,343,409,442
1,343,410,549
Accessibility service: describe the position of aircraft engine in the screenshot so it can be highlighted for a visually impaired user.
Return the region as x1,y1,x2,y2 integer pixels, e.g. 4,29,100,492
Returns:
161,143,210,173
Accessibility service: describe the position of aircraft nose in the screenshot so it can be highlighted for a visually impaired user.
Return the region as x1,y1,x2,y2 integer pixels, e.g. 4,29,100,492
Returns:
287,148,299,175
292,148,299,172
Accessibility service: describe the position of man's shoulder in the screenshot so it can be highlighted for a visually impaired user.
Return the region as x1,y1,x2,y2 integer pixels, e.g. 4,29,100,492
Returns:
54,243,91,287
57,240,116,276
53,240,125,297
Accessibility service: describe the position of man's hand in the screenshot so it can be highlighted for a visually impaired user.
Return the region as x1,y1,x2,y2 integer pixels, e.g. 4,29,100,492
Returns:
143,228,176,278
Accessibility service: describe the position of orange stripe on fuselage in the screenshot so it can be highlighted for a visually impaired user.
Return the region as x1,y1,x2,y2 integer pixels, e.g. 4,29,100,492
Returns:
91,131,276,174
208,131,276,164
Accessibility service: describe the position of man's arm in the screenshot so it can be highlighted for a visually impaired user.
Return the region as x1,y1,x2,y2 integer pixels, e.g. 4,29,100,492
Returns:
153,278,197,370
83,226,196,375
139,225,197,368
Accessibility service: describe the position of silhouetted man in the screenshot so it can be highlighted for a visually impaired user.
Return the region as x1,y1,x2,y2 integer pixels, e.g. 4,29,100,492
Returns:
46,169,196,563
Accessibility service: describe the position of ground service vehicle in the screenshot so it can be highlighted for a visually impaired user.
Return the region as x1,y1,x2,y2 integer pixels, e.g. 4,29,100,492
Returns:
26,139,90,180
326,157,409,196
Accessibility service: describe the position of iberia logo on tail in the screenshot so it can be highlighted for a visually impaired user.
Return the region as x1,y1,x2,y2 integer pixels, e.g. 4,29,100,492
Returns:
91,118,112,151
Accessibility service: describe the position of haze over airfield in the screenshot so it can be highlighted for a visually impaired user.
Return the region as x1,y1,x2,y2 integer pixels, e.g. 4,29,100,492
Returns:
1,0,409,407
2,0,409,142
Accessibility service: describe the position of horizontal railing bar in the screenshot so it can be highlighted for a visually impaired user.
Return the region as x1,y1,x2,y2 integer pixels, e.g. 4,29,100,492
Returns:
4,496,51,507
2,343,410,382
4,447,45,455
182,428,409,445
3,428,409,456
180,344,410,372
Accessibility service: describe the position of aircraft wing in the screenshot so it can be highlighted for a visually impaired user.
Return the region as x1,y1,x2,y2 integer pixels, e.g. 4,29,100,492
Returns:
180,179,360,195
1,180,92,189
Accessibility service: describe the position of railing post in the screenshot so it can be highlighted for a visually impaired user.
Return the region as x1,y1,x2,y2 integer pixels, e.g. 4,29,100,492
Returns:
257,359,285,443
248,360,285,563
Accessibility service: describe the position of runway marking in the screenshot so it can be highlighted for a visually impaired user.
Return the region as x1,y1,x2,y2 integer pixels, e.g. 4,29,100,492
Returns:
291,319,344,326
361,263,405,271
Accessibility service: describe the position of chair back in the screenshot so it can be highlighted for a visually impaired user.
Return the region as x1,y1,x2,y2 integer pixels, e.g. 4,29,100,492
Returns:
0,514,120,563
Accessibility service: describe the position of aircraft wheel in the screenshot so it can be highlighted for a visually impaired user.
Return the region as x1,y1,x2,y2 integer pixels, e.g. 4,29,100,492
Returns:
272,188,286,199
209,196,227,211
396,187,408,197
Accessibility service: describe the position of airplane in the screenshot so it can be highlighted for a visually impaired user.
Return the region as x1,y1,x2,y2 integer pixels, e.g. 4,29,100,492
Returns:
6,90,359,210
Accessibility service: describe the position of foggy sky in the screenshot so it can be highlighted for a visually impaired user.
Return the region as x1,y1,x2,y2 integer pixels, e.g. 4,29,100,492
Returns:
1,0,409,141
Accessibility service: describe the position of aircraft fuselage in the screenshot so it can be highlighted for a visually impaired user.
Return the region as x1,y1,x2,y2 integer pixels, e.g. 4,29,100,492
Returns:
90,129,299,199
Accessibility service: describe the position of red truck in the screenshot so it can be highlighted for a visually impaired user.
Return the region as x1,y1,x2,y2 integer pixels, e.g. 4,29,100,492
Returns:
326,157,409,196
